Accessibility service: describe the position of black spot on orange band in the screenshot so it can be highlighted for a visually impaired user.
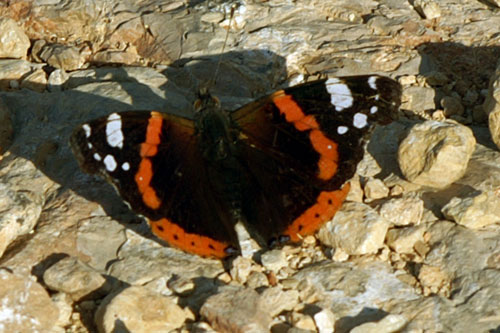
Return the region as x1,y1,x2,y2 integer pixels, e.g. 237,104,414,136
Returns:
149,218,230,258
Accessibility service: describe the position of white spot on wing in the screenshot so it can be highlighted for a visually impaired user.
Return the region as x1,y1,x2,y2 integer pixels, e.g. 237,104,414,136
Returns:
82,124,91,138
106,113,124,149
368,76,378,90
93,153,101,161
370,106,378,114
122,162,130,171
325,78,353,111
104,154,117,172
353,113,368,129
87,142,93,149
337,126,349,134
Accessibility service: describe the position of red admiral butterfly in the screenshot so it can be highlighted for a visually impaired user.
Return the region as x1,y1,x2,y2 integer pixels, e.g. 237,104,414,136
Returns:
70,75,401,258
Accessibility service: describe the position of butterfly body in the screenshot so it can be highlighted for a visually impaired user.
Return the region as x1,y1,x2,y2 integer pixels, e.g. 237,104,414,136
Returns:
71,75,401,258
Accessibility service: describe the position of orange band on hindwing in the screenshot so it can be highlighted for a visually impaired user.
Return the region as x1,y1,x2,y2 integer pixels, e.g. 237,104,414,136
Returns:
283,183,351,242
149,218,230,258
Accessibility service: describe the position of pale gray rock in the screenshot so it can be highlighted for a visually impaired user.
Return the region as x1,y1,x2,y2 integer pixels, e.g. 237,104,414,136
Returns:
76,216,126,272
0,59,33,89
379,195,424,226
350,314,407,333
108,230,224,285
20,68,47,92
43,256,110,301
486,59,500,150
364,178,390,201
398,120,476,188
39,44,87,71
401,86,435,111
385,225,426,254
412,0,441,19
259,287,300,317
293,261,419,332
318,202,390,255
95,286,186,333
200,286,272,333
0,269,59,332
0,156,57,258
442,191,500,229
261,249,288,272
313,308,336,333
0,18,30,59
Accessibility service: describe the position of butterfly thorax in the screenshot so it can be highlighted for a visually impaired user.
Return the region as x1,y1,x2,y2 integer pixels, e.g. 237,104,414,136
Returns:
194,91,240,163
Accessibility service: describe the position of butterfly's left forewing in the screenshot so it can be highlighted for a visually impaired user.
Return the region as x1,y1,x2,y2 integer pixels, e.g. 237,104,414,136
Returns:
70,111,238,258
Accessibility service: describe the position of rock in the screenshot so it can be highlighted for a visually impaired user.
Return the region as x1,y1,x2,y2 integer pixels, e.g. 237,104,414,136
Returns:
291,312,317,331
20,68,47,92
313,308,336,333
318,202,390,255
259,287,300,317
261,249,288,272
401,86,435,112
412,0,441,19
51,293,73,328
95,286,186,333
0,18,30,59
385,225,426,254
200,287,272,333
0,59,33,90
364,178,390,201
246,271,269,289
39,44,87,71
0,269,59,332
0,98,13,154
0,156,56,257
350,314,407,333
398,120,476,188
76,216,126,272
485,60,500,150
442,191,500,229
43,256,110,301
230,256,255,284
379,195,424,226
441,96,464,117
418,264,451,296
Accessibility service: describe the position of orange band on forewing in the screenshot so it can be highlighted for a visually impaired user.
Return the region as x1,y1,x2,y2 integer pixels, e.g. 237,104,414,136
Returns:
273,93,339,181
135,112,163,210
140,112,163,157
149,218,230,258
283,183,351,242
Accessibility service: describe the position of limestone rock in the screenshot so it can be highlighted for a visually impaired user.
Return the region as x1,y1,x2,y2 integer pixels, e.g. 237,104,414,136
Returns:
0,269,59,332
95,286,186,333
379,195,424,226
398,120,475,188
442,191,500,229
200,287,272,333
43,256,110,301
318,202,390,255
0,18,30,59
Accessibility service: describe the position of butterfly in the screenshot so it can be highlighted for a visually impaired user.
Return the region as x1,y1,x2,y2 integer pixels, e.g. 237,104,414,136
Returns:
70,75,401,258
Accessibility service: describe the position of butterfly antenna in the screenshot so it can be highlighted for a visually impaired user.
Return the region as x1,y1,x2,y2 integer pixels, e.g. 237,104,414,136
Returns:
211,5,236,88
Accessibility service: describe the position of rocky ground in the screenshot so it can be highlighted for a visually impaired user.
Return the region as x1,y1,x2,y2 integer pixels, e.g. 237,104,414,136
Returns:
0,0,500,332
